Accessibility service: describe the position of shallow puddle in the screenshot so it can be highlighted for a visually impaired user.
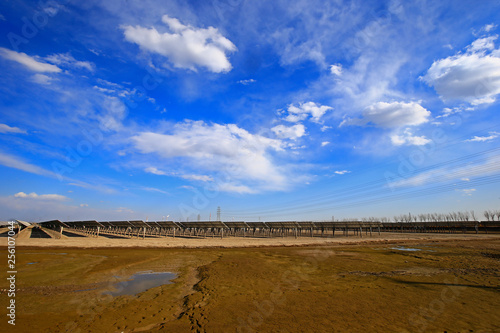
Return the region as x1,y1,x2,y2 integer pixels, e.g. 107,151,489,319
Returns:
391,246,421,251
104,271,176,297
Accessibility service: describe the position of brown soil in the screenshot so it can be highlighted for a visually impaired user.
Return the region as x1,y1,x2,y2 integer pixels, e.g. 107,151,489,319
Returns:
1,235,499,332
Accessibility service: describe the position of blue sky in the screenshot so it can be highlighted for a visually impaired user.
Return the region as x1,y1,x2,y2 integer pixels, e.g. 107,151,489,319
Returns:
0,0,499,222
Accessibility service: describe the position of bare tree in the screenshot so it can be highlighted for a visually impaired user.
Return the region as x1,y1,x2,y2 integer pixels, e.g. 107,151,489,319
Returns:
470,210,476,221
462,212,467,221
484,210,491,221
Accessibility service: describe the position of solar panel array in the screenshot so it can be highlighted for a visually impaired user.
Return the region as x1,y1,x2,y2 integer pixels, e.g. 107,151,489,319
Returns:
37,220,496,235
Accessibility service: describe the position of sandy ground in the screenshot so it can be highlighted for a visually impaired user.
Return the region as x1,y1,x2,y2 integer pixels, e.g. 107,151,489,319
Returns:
3,232,499,248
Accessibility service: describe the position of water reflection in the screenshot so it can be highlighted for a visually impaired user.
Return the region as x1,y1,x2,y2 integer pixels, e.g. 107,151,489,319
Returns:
391,246,421,252
104,271,176,297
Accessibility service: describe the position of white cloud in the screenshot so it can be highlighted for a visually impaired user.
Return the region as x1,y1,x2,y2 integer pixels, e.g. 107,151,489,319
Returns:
464,132,499,142
146,166,220,183
80,203,89,207
217,183,255,194
271,124,306,140
334,170,350,175
483,24,497,33
140,187,169,195
0,13,5,21
468,36,497,52
144,166,167,175
391,128,431,146
456,189,476,196
132,121,287,192
68,181,116,194
31,74,55,85
341,101,430,128
0,124,26,134
0,47,61,73
422,36,500,105
44,53,95,72
123,15,236,73
93,86,115,94
330,64,342,76
238,79,256,85
14,192,69,201
116,207,134,214
285,102,332,123
181,174,213,182
321,141,330,147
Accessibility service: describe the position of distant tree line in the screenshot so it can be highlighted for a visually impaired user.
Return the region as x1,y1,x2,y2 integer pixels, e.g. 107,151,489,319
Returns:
335,210,500,222
484,210,500,221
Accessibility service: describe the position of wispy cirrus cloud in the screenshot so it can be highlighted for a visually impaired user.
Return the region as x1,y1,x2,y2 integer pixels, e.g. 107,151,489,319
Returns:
30,74,56,85
464,132,499,143
181,174,213,182
14,192,69,201
388,154,500,188
456,188,476,196
0,47,61,73
0,124,26,134
0,151,57,177
44,53,95,72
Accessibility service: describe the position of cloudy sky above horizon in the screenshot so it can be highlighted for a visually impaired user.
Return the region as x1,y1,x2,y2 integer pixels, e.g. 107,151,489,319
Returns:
0,0,499,222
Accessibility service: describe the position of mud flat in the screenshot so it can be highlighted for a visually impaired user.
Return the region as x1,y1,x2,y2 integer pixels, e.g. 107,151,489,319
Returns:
1,235,499,332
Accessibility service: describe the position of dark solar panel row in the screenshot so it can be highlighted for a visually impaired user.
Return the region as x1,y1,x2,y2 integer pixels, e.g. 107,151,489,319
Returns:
38,220,490,230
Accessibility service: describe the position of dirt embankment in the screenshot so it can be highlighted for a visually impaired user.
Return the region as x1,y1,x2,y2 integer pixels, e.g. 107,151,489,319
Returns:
3,232,499,248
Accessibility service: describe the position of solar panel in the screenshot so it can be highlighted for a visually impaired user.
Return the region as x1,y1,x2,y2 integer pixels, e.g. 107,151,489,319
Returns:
38,220,62,228
313,222,337,228
109,221,132,227
128,220,148,228
16,220,33,227
145,221,161,228
70,220,102,228
155,221,179,228
180,221,226,228
224,221,248,228
296,221,315,228
266,221,298,228
246,222,268,229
